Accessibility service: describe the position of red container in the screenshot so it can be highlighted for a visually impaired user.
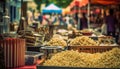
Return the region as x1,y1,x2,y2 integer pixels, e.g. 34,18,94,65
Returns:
0,38,25,68
82,32,93,36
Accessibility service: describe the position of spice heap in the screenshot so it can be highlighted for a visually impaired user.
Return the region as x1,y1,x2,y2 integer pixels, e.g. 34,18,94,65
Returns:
43,48,120,68
47,37,67,47
69,36,99,46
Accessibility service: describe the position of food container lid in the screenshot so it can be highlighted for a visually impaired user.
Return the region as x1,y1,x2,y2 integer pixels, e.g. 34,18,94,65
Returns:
41,46,63,50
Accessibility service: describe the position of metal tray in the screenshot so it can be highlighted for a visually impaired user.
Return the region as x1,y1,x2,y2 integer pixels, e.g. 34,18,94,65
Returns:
25,51,44,56
27,45,44,52
25,51,44,65
37,65,93,69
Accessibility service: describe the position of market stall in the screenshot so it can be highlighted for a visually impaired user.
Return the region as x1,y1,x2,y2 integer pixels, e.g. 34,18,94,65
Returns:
35,26,120,68
0,0,120,69
42,4,62,14
91,0,120,5
37,47,120,69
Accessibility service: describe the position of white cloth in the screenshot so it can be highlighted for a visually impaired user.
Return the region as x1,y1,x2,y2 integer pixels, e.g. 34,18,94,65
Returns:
65,16,70,25
101,23,107,34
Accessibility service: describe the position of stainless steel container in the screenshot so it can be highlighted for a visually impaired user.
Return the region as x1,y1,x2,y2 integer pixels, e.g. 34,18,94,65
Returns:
0,16,10,34
40,46,63,59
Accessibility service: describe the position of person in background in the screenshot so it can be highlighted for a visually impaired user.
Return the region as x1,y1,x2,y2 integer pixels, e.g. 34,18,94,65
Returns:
105,9,117,37
27,10,34,25
65,14,70,25
69,14,75,27
96,14,104,25
105,9,118,43
50,13,57,25
58,14,63,25
90,14,95,24
38,13,43,24
115,10,120,44
79,13,88,30
42,14,50,25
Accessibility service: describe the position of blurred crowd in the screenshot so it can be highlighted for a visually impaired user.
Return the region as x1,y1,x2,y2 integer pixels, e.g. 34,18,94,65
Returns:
27,11,76,27
26,8,120,44
27,9,120,32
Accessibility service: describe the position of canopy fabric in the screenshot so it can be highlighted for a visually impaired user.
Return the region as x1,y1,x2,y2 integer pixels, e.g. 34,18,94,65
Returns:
62,6,71,15
90,0,120,5
67,0,88,14
69,0,119,8
42,4,62,14
70,0,89,7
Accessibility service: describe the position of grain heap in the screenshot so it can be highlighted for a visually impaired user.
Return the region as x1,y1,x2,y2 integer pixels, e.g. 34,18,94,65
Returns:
43,48,120,68
47,37,67,46
69,36,99,46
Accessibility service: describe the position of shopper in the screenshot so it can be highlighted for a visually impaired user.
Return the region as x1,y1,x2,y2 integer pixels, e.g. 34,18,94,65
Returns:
51,13,57,25
38,13,43,24
105,9,117,37
65,14,70,25
79,13,88,30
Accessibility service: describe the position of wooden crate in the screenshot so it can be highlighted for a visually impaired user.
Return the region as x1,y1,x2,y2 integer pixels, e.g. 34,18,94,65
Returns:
68,46,120,53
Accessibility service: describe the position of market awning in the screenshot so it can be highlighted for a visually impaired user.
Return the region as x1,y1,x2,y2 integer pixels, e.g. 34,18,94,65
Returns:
70,0,89,8
42,4,62,14
62,6,71,15
90,0,120,5
69,0,89,13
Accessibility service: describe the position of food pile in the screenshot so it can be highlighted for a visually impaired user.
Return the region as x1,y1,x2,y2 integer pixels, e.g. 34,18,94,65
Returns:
18,31,43,46
98,36,115,46
38,27,49,34
57,29,68,36
47,37,67,46
43,48,120,68
80,29,93,35
69,36,99,46
81,29,93,33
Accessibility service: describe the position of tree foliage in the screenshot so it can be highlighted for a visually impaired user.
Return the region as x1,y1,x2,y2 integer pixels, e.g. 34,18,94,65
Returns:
34,0,42,10
34,0,73,10
48,0,73,8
